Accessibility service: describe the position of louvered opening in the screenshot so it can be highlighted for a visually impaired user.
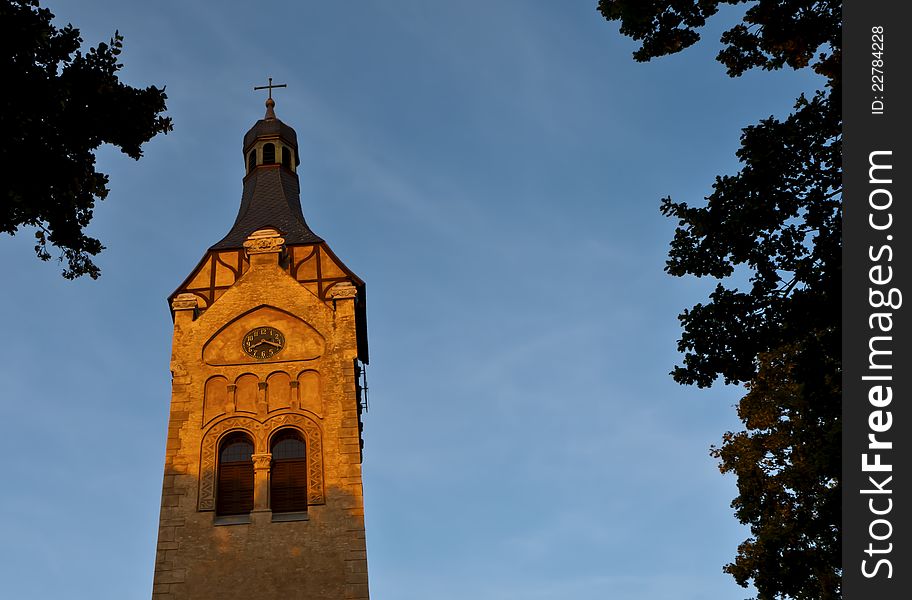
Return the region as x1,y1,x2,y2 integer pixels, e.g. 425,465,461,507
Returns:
263,143,276,164
217,463,254,515
271,429,307,513
271,459,308,513
216,433,254,516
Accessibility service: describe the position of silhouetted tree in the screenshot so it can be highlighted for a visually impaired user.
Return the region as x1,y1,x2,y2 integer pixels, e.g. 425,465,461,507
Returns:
598,2,841,598
1,0,171,278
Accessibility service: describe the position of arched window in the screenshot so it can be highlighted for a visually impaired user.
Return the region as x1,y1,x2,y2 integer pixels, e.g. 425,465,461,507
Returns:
281,146,292,170
216,432,254,516
270,429,307,513
247,149,256,172
262,143,276,164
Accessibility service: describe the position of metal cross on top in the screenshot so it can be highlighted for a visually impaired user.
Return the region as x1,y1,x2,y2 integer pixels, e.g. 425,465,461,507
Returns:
253,77,287,100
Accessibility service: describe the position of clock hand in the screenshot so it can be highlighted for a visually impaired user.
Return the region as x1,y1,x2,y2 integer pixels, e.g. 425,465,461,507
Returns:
260,339,281,348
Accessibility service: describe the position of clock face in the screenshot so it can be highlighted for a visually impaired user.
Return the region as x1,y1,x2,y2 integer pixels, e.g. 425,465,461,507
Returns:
242,327,285,360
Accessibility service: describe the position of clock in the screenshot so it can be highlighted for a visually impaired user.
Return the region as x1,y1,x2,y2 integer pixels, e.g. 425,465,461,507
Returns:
242,327,285,360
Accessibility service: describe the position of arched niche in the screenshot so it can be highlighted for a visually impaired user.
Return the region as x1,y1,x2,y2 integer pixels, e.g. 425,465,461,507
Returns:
267,371,292,412
203,375,229,426
235,374,259,414
297,370,322,416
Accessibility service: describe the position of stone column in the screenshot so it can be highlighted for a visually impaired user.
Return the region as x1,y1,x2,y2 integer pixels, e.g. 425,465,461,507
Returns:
251,453,272,513
256,381,268,417
225,384,237,413
289,380,300,410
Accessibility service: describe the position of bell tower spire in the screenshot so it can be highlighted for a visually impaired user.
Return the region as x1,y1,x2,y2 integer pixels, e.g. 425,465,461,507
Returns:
211,80,322,251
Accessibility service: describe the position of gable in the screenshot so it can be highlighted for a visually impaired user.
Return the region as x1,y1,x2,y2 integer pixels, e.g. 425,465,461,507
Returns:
202,306,325,366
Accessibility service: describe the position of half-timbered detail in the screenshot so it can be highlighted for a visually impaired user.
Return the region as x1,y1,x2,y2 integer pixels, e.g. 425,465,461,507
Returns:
174,241,364,312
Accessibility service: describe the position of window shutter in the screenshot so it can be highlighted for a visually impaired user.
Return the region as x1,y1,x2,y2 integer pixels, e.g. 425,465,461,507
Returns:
217,462,254,515
216,434,255,516
271,458,308,513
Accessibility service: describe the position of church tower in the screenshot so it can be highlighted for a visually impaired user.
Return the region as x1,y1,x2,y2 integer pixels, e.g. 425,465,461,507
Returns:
152,92,370,599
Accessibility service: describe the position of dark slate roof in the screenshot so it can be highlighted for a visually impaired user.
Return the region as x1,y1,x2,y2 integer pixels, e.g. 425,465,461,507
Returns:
210,167,323,250
243,118,297,151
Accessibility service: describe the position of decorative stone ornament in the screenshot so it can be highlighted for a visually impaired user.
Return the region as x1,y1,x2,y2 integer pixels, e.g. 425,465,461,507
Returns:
243,227,285,255
251,453,272,470
171,293,199,311
328,282,357,300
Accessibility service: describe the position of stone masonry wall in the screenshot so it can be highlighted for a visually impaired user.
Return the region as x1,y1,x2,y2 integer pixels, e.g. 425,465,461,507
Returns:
152,237,368,599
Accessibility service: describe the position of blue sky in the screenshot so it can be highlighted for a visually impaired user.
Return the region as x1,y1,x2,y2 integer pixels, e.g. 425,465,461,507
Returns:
0,1,823,598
